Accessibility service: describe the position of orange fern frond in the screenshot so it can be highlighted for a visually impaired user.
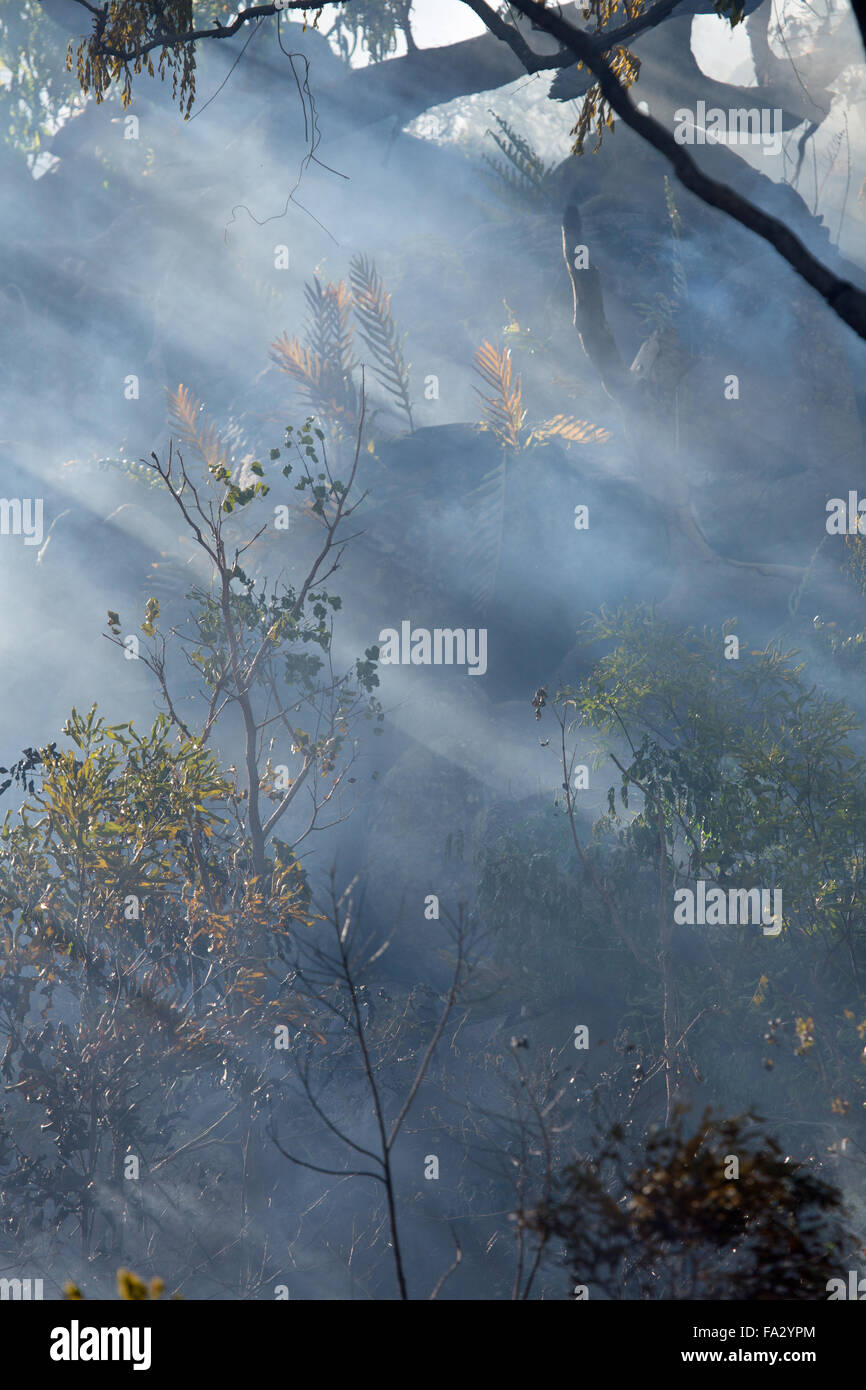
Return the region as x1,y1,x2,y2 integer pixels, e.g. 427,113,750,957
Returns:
534,415,612,444
166,384,232,476
473,340,526,450
269,333,323,396
270,276,359,433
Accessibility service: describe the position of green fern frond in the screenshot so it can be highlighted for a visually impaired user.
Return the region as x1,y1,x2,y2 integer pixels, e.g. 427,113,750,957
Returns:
465,456,508,614
304,276,356,378
349,254,413,430
481,112,554,210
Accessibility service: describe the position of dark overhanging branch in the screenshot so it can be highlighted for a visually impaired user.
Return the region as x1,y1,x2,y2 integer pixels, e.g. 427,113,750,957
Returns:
477,0,866,343
71,0,692,74
60,0,771,163
65,0,866,339
460,0,688,72
849,0,866,54
66,0,757,124
69,1,345,64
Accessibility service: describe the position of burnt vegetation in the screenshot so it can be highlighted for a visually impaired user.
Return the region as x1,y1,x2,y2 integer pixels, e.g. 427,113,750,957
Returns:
0,0,865,1300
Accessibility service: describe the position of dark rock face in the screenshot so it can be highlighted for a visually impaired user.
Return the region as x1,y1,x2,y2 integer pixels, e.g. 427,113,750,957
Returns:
358,425,669,697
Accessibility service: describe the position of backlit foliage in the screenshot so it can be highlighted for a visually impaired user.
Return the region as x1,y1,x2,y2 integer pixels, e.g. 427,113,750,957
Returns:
167,384,234,479
474,341,526,451
272,262,414,438
66,3,414,116
326,1,414,63
565,606,866,907
571,46,642,157
569,0,745,156
0,705,321,1269
580,0,644,23
166,385,271,514
271,277,359,438
67,1,207,116
467,341,609,611
64,1270,170,1299
533,606,866,1149
473,340,610,451
0,3,83,164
